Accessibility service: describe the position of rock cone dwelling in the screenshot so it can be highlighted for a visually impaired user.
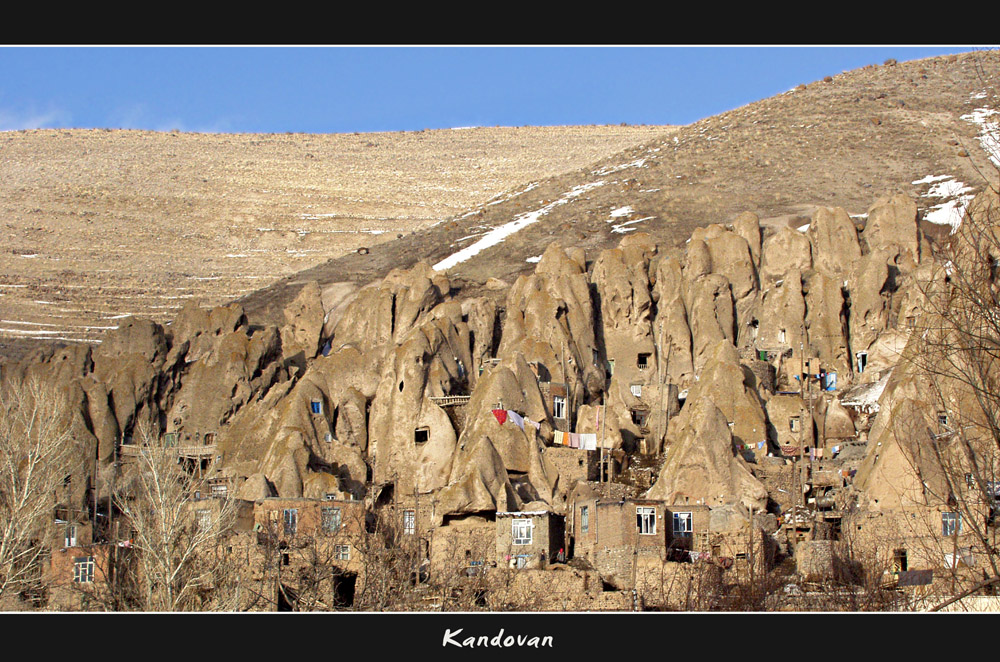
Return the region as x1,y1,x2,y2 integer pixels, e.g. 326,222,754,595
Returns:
3,52,1000,611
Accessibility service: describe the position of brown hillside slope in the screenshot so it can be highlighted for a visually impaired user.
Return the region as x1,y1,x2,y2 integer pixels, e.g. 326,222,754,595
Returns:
0,124,672,358
238,50,999,327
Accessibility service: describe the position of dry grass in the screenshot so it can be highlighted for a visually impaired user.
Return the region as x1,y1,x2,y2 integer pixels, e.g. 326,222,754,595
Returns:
0,124,673,353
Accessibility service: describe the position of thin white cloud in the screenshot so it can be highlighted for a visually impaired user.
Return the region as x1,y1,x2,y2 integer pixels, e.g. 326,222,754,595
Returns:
0,106,70,131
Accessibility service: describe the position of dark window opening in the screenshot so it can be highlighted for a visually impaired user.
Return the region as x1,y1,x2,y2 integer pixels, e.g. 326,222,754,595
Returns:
631,410,648,427
893,548,908,573
637,353,650,370
856,351,868,374
331,571,357,607
414,427,429,444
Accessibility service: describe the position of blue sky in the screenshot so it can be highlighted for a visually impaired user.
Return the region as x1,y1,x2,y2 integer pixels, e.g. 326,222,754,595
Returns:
0,46,979,134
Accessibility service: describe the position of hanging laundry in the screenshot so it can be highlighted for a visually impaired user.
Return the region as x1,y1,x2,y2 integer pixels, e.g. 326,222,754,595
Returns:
569,433,581,449
809,448,816,461
816,448,824,458
553,430,567,446
492,409,507,426
524,417,541,430
507,410,525,431
580,433,597,451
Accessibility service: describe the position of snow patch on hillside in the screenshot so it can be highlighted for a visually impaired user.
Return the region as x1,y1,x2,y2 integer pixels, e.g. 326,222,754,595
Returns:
913,174,975,232
433,180,606,271
961,105,1000,167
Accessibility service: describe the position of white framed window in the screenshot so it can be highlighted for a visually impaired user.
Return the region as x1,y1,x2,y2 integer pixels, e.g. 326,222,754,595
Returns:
73,556,95,583
630,384,642,398
211,483,227,497
335,544,350,561
581,506,589,534
512,518,533,545
65,524,77,548
322,507,342,534
856,351,868,374
197,509,212,531
789,416,800,433
942,512,962,537
553,396,566,420
779,328,786,344
673,512,693,537
403,509,416,535
637,506,657,535
283,508,298,536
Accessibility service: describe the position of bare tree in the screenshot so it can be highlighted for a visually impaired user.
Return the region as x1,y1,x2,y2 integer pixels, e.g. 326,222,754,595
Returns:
112,426,240,611
0,377,82,607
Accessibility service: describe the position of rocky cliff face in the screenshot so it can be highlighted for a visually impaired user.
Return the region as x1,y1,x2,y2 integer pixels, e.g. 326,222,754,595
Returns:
0,186,967,530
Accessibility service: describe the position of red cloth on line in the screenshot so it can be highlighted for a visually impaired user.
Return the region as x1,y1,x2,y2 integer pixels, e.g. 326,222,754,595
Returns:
492,409,507,425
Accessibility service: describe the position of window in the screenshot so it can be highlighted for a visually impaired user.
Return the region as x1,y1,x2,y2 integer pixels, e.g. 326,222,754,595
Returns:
630,384,642,398
197,509,212,531
65,524,77,548
856,351,868,374
673,512,693,537
581,506,589,534
938,412,949,428
607,359,615,378
631,409,648,427
403,509,415,535
637,507,657,535
310,400,322,415
512,519,533,545
942,512,962,537
73,556,95,583
324,493,338,501
906,316,916,329
789,416,800,433
593,348,600,366
414,427,429,444
335,544,350,561
283,509,298,536
322,507,342,534
211,483,227,497
779,328,786,344
637,353,650,370
553,396,566,420
893,548,908,573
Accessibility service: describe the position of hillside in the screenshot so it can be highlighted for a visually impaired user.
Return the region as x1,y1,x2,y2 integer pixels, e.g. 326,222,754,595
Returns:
238,50,999,326
5,49,1000,612
0,124,672,358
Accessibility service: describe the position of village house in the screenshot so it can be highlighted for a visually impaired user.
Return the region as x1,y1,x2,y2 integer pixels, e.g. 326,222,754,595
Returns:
495,510,565,569
44,542,117,611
